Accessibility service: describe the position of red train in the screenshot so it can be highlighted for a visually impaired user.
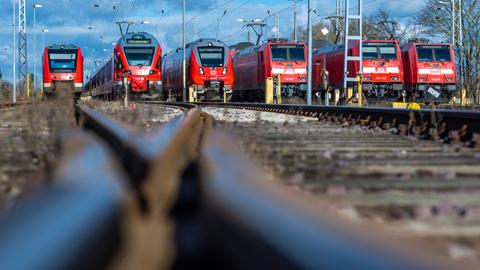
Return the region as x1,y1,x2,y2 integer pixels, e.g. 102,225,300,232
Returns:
86,32,162,98
312,40,404,101
401,42,457,101
162,39,234,101
232,39,307,101
42,44,84,98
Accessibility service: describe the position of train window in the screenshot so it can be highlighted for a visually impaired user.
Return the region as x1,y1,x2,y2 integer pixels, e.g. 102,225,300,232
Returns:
416,45,451,62
379,47,397,60
433,46,451,61
416,46,434,61
362,42,397,60
289,47,305,61
271,46,288,61
270,45,305,61
48,49,77,72
198,47,225,67
124,47,155,66
362,46,378,59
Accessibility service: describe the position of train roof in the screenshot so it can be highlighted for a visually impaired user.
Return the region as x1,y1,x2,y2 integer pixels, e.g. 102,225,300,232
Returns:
313,40,402,56
363,39,398,43
187,38,229,47
117,32,160,47
235,40,306,56
164,38,230,56
312,44,344,55
46,44,80,50
404,42,452,46
401,42,453,49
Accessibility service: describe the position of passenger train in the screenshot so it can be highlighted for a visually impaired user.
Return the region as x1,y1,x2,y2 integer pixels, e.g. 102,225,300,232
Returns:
162,39,235,101
42,44,84,98
86,32,162,98
232,39,308,102
401,41,457,101
312,40,404,101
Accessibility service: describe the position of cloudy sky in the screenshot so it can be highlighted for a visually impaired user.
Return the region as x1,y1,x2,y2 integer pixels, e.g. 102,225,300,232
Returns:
0,0,427,83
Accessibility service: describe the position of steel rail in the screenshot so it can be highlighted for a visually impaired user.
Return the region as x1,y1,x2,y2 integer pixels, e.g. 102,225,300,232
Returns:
74,104,214,269
190,102,480,143
0,131,126,270
169,129,451,270
138,100,198,111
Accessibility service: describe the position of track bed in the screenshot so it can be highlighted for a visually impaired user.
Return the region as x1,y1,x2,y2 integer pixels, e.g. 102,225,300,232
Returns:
0,99,75,210
201,106,480,263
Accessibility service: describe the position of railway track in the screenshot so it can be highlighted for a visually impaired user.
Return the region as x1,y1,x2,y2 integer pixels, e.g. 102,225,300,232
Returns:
0,100,479,269
137,101,480,263
196,105,480,261
191,102,480,145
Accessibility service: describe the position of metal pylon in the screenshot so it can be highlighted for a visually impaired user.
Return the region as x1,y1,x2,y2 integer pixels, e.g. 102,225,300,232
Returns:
452,0,462,48
452,0,463,86
18,0,27,94
343,0,362,90
336,0,341,42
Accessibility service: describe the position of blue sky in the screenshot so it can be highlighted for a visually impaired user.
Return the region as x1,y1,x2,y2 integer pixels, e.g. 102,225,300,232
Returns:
0,0,427,84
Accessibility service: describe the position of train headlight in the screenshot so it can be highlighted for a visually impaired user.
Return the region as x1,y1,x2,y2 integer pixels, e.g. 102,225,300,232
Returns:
199,67,204,75
390,76,398,81
446,77,453,82
149,70,157,75
419,77,427,82
364,76,372,81
222,67,227,75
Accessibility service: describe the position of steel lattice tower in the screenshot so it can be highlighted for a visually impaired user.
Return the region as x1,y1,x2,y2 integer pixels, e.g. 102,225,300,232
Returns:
18,0,27,94
452,0,463,86
452,0,463,48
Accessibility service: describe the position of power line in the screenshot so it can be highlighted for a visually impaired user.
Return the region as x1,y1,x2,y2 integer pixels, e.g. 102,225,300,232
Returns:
196,0,253,37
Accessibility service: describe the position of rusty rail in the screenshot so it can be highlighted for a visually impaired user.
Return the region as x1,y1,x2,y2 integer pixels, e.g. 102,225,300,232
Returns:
0,103,455,269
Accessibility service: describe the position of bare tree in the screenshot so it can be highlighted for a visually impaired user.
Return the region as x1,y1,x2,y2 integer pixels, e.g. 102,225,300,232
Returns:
296,10,413,49
418,0,480,102
297,21,339,47
363,10,410,43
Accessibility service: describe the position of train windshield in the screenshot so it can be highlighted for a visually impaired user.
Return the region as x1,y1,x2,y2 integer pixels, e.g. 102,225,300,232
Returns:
271,44,305,61
48,49,77,72
416,45,451,62
362,42,397,60
198,47,225,67
124,47,155,66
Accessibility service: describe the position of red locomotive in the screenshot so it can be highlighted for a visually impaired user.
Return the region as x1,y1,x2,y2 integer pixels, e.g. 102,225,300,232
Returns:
42,44,84,98
401,41,457,101
232,39,307,101
86,32,162,98
162,39,234,101
312,40,404,101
